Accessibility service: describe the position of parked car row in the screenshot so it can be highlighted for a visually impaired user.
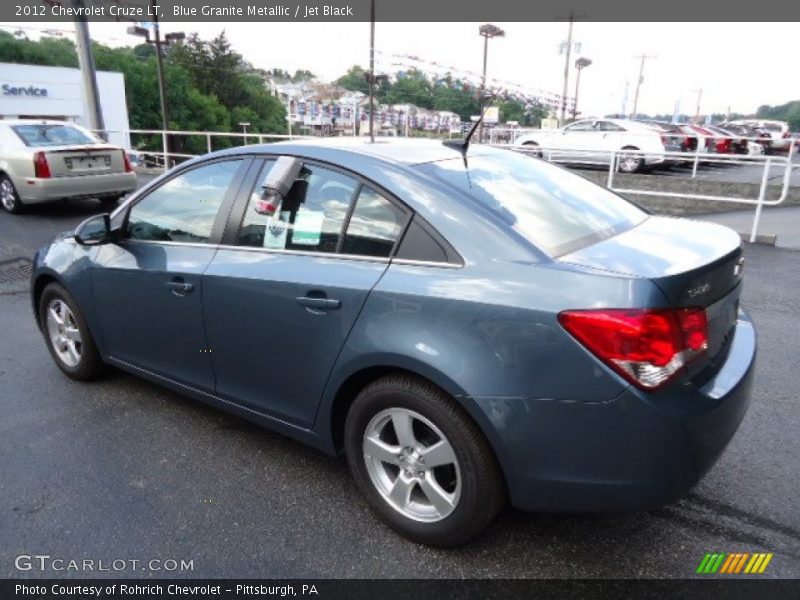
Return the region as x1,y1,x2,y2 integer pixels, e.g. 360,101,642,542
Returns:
514,117,795,173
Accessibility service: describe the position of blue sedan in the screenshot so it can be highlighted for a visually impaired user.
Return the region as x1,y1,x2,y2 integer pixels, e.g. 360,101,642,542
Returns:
31,138,756,546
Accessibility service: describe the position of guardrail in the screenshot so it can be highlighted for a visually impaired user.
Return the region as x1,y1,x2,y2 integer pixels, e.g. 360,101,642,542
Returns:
503,143,796,243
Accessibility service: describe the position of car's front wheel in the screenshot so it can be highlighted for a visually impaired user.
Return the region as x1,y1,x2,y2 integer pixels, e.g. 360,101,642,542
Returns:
344,375,505,546
39,282,104,381
0,174,23,214
618,147,644,173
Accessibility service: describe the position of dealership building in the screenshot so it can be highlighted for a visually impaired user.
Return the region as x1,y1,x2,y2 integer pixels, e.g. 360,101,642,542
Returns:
0,62,131,149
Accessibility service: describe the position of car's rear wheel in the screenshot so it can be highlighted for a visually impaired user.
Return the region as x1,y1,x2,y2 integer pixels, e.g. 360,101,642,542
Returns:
521,141,543,158
39,282,103,381
0,175,23,214
344,375,505,546
618,147,644,173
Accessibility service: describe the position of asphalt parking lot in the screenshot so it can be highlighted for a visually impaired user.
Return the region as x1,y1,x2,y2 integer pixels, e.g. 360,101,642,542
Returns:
1,174,799,579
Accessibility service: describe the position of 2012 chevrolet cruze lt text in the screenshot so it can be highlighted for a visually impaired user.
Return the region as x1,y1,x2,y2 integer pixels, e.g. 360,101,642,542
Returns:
31,138,756,546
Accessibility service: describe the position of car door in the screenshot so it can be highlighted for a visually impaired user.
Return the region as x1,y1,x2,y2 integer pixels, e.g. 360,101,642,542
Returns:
202,158,410,426
557,120,598,163
596,120,627,159
92,157,251,391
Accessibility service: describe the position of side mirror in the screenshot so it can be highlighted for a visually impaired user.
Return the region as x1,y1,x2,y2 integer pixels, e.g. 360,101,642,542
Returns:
74,213,111,246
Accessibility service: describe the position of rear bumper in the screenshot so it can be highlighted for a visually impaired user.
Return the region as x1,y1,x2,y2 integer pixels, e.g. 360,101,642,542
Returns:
478,310,756,512
18,172,137,203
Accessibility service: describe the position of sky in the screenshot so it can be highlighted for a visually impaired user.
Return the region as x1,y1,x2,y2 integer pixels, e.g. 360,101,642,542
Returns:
4,21,798,117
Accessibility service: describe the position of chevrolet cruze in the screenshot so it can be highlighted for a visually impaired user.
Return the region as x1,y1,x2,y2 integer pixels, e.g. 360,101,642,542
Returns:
31,138,755,546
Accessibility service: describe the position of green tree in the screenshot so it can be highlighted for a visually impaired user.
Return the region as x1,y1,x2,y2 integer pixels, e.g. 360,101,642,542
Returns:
385,69,433,108
336,65,370,95
292,69,315,82
432,81,479,121
0,31,78,67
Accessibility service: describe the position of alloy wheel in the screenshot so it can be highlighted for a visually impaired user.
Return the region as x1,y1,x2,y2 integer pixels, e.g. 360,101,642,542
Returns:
362,407,461,523
46,299,83,368
0,179,16,211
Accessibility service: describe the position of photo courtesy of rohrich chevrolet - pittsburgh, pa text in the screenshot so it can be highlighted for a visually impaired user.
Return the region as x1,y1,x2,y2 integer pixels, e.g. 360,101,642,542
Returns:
0,0,798,599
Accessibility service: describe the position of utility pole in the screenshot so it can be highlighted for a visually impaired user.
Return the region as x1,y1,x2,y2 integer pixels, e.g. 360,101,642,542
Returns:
693,88,703,121
368,0,375,143
559,12,575,125
478,24,505,143
72,1,105,139
630,53,655,119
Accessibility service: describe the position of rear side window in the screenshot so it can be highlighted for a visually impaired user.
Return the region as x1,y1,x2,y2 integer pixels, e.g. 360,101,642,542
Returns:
341,187,406,257
12,124,98,147
127,159,243,243
417,152,646,257
237,163,357,254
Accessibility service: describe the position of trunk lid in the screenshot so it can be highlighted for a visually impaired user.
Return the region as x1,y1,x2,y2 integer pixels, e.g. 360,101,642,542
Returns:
42,145,126,177
557,216,744,373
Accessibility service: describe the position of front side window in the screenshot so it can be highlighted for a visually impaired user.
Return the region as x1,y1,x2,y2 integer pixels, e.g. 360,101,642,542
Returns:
237,162,358,254
342,187,407,257
127,159,243,243
12,124,98,147
416,151,646,257
598,121,625,132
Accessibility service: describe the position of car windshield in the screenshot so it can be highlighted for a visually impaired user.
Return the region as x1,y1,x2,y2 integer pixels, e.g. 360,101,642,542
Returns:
11,124,98,147
416,151,647,257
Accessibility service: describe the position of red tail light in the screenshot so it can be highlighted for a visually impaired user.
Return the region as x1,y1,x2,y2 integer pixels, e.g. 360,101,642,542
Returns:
558,307,708,390
122,150,133,173
33,151,51,178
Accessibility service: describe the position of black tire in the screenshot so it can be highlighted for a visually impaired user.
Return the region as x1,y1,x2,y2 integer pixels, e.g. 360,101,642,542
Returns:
617,147,644,173
0,174,24,214
38,282,104,381
344,374,505,547
99,194,123,208
522,141,543,158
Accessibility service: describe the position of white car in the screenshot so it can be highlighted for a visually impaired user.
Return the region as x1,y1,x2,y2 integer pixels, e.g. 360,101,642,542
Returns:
515,118,677,173
0,119,137,214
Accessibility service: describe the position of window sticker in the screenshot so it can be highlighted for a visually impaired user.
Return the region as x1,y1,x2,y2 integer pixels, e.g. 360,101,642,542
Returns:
291,209,324,246
264,211,291,249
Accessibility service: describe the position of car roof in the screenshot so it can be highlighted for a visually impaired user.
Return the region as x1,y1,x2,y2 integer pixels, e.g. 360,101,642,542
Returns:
213,136,498,166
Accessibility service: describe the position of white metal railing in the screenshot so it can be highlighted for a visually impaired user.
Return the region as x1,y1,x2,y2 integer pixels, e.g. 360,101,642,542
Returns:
92,128,317,171
505,142,796,243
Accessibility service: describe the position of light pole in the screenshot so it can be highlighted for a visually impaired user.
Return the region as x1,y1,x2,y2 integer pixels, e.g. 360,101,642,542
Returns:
478,23,505,143
572,57,592,120
127,17,184,168
559,12,575,125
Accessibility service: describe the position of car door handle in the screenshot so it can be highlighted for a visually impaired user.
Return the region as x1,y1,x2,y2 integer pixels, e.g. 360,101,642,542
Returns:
296,296,341,310
165,280,194,296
